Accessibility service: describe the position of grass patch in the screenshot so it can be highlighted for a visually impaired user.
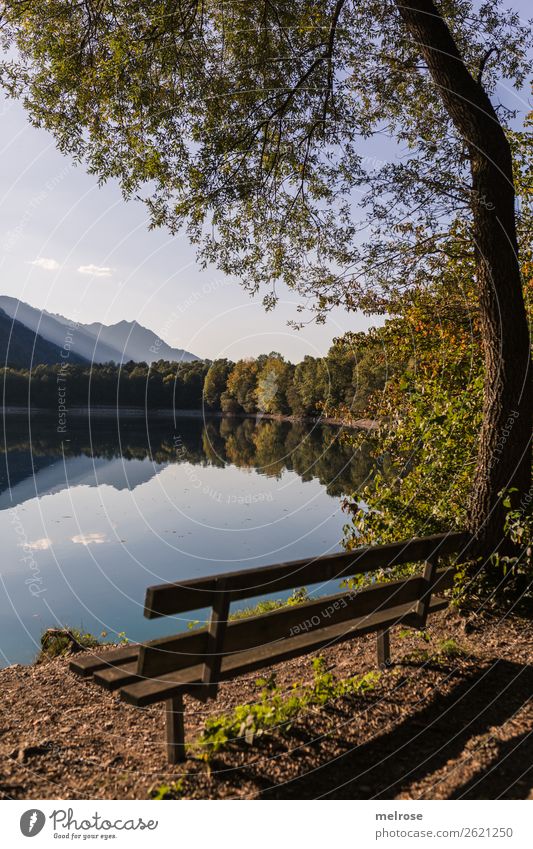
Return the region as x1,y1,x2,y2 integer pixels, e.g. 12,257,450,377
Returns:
229,587,309,620
436,637,468,660
401,634,469,665
194,657,380,759
186,588,309,630
149,779,186,800
36,627,127,662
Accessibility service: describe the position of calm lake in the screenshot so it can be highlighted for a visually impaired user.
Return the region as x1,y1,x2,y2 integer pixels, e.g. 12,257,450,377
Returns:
0,415,374,666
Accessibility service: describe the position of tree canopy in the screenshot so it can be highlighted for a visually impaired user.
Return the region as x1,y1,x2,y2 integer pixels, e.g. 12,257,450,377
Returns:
0,0,529,312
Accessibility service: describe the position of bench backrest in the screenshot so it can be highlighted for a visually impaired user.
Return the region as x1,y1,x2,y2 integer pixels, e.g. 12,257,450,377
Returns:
137,532,470,683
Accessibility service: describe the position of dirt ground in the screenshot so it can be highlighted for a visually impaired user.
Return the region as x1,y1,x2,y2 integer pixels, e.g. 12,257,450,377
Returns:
0,607,532,800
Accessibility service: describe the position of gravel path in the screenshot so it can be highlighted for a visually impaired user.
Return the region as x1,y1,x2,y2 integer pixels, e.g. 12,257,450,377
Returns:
0,608,531,800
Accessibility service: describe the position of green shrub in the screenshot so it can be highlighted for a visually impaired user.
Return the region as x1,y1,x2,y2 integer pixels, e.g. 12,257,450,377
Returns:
36,627,129,662
436,638,468,660
229,587,309,620
450,489,533,612
37,627,104,662
195,657,380,758
149,779,186,800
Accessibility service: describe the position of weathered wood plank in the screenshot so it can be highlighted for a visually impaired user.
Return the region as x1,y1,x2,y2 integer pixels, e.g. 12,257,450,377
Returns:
144,532,468,617
403,596,448,628
121,663,204,706
202,579,230,699
416,555,439,623
166,694,186,764
138,568,454,678
121,597,447,707
69,644,140,677
93,662,139,690
139,572,430,677
377,628,391,667
138,629,209,677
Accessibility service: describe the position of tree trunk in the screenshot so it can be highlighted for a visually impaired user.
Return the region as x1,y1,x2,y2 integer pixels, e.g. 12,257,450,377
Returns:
394,0,532,552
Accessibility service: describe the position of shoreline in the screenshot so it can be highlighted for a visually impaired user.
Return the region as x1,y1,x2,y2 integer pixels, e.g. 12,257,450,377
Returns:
2,406,379,431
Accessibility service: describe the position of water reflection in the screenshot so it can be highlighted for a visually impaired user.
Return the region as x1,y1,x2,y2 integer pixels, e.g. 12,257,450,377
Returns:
0,415,373,510
0,415,374,666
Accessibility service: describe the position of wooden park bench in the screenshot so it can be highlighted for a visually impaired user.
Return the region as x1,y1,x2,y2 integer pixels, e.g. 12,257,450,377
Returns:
70,531,469,763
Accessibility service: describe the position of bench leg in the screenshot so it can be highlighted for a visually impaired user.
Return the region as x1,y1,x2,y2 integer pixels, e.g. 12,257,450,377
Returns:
377,627,391,668
166,694,186,764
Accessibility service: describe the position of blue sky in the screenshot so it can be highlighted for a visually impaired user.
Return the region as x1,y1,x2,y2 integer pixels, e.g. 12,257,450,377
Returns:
0,1,530,362
0,96,367,362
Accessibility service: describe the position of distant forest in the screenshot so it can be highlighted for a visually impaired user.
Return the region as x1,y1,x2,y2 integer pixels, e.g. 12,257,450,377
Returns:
0,332,389,420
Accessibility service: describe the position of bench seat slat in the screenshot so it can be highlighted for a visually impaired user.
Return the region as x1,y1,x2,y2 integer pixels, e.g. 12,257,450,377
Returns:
93,662,140,690
69,644,140,677
120,597,446,707
144,533,469,617
122,664,205,705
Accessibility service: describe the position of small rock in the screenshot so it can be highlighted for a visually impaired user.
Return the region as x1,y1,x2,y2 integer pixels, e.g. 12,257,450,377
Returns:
10,743,51,762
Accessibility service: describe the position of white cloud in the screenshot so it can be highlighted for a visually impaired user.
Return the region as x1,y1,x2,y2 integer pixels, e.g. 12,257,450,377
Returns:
77,264,113,278
19,537,53,551
71,532,108,546
29,257,60,271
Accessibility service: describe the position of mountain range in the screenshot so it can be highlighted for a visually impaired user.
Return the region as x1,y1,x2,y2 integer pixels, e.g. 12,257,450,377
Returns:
0,307,88,368
0,296,198,367
0,451,167,511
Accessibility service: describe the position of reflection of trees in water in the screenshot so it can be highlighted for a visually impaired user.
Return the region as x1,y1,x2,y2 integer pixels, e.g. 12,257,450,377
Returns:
1,416,375,497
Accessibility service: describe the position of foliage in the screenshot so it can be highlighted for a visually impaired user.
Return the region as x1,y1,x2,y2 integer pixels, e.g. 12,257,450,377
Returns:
149,779,186,800
203,359,233,411
256,354,294,415
0,359,209,410
229,588,309,621
1,1,530,318
37,627,103,662
338,230,532,605
344,375,483,549
2,0,532,545
343,266,483,547
399,631,468,663
436,638,468,660
224,358,261,414
37,626,130,662
452,489,533,612
287,356,330,417
195,657,380,758
336,125,533,602
399,628,431,644
493,493,533,610
339,254,481,583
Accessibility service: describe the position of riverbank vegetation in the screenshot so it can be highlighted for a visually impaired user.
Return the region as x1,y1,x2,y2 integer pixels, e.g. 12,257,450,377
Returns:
340,212,533,609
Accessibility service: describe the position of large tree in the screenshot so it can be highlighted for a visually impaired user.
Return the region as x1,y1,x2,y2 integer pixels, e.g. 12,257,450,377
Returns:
1,0,531,547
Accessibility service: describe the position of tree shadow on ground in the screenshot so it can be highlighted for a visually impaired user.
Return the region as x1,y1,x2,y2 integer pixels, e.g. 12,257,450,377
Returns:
451,728,533,799
257,659,533,799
